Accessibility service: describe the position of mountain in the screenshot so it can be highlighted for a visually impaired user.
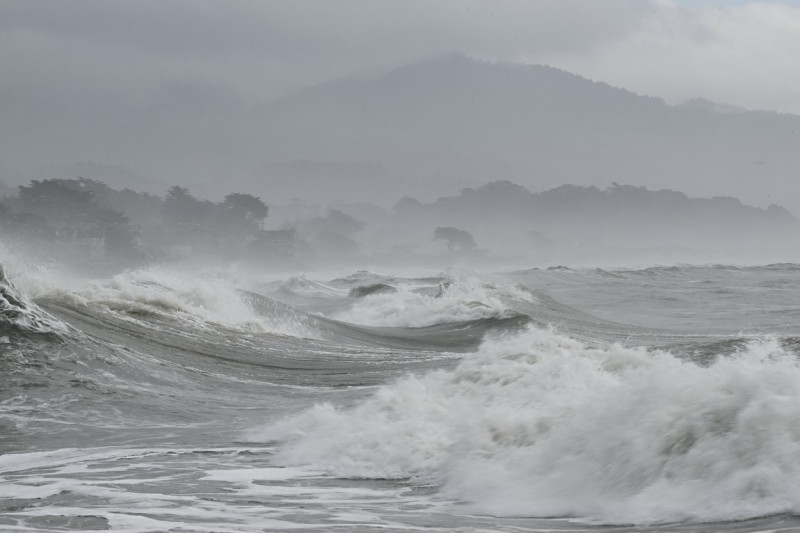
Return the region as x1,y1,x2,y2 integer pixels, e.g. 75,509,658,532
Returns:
380,180,800,266
242,54,800,210
3,54,800,211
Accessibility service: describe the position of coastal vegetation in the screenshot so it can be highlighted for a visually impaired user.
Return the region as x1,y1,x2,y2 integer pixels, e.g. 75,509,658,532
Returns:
0,177,797,273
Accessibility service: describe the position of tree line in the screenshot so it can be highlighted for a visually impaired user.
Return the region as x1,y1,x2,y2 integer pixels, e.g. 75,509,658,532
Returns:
0,178,270,267
0,178,385,270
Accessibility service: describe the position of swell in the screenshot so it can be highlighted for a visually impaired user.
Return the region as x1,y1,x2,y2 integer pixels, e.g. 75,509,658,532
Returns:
37,298,449,389
2,272,540,452
238,288,531,351
275,270,650,344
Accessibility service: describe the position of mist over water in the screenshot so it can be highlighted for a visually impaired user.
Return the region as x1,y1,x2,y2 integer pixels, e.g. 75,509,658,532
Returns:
3,250,800,531
6,3,800,530
4,108,800,533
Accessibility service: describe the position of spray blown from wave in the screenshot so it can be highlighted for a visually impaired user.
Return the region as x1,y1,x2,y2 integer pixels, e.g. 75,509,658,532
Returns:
253,326,800,524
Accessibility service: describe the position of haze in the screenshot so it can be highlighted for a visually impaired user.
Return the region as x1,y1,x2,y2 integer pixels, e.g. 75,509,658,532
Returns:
2,0,800,270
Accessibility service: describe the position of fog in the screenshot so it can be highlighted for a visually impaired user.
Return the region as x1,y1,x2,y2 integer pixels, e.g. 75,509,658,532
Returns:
3,0,800,272
1,176,798,279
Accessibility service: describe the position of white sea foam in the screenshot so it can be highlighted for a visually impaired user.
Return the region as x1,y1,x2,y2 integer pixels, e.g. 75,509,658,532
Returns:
0,268,71,336
330,272,530,327
280,275,346,298
46,267,316,338
0,446,436,532
253,326,800,524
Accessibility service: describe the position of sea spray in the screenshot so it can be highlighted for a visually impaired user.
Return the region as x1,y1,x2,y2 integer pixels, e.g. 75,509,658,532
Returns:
330,272,532,328
9,265,800,531
43,266,317,338
0,264,71,337
254,326,800,524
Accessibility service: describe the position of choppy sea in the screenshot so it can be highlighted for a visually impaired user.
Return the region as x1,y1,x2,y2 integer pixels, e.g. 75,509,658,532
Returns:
4,260,800,532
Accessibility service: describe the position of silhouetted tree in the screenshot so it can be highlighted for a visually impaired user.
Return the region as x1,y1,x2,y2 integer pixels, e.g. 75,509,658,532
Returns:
65,178,163,226
433,227,476,252
217,193,268,234
163,186,213,227
13,179,138,261
305,209,364,236
18,180,95,228
17,180,128,236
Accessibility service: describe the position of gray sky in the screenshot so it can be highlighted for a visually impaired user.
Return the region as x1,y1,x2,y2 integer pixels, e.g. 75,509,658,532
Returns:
3,0,800,113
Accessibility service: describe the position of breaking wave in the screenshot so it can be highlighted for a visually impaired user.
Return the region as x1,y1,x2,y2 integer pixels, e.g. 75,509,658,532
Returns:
330,272,532,328
37,266,318,339
254,326,800,524
0,265,71,338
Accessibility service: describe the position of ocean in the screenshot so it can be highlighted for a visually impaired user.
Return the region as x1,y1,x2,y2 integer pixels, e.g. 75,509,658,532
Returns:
4,261,800,532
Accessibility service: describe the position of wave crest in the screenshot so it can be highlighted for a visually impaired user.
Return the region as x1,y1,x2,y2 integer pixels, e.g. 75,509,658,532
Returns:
41,267,317,338
0,266,71,338
329,272,531,328
253,327,800,524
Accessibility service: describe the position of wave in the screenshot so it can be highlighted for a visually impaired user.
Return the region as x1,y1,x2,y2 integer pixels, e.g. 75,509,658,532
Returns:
252,326,800,524
276,275,347,299
328,272,532,328
17,265,531,375
0,265,71,339
38,266,318,339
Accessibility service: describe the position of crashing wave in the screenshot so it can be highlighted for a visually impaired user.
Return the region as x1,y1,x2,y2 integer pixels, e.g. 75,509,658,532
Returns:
0,264,71,337
41,267,318,338
254,326,800,524
330,273,531,328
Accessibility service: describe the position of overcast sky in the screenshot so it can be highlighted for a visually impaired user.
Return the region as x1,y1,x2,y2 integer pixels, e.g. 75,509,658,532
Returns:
3,0,800,114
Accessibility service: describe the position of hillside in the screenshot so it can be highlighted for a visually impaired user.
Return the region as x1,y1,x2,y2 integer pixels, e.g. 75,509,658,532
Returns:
242,55,800,209
379,180,800,265
4,55,800,211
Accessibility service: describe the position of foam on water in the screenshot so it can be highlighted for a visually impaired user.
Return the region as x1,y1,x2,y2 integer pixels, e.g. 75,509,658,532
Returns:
0,266,71,337
41,266,316,338
279,275,347,298
330,272,530,328
0,446,449,533
254,326,800,524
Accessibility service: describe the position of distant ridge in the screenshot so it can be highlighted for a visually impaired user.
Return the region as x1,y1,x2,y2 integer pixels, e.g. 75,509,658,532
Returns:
4,54,800,211
243,54,800,209
383,180,800,264
395,179,797,224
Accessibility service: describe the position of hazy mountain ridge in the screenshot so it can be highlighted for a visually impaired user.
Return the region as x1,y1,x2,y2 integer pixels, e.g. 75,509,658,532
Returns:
3,54,800,211
244,55,800,209
381,180,799,265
